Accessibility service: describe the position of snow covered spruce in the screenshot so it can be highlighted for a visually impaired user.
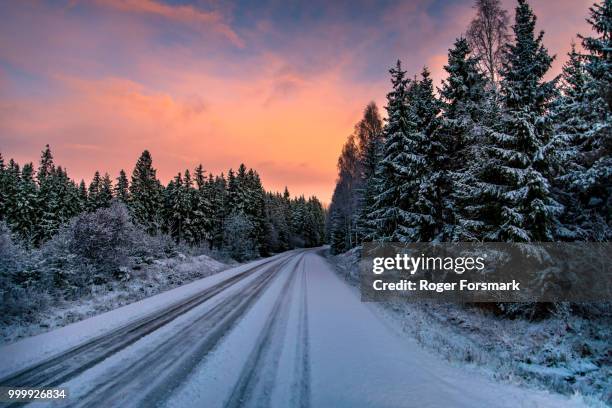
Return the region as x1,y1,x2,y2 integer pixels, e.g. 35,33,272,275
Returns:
328,0,610,251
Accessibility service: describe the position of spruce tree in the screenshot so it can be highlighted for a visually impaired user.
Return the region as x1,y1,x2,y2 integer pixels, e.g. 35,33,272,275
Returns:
13,163,38,245
399,68,442,242
78,180,88,208
37,165,81,242
328,136,359,252
35,145,57,243
99,173,114,208
88,171,102,210
569,0,612,239
192,164,213,245
181,169,196,245
280,187,292,249
210,173,228,249
478,0,560,242
0,153,6,220
437,37,489,241
369,60,413,241
355,103,384,242
37,144,54,182
226,169,237,211
3,160,21,229
163,173,182,243
551,45,607,239
245,168,267,254
115,170,129,202
580,0,612,111
163,171,196,244
129,150,163,234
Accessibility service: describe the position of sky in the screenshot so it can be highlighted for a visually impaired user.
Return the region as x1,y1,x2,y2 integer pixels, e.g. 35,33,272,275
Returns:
0,0,595,203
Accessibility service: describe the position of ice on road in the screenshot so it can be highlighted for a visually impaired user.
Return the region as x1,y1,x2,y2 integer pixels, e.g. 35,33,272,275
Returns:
0,249,584,407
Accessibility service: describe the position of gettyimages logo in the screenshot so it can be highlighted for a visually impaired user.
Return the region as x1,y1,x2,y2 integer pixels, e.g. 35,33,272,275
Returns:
372,253,486,275
361,242,612,303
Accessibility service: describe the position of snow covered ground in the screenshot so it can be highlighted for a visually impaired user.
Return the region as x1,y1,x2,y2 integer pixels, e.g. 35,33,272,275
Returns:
0,253,228,345
330,247,611,407
0,248,594,407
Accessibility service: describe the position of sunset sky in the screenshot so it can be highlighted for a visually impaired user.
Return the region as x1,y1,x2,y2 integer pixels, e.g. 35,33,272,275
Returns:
0,0,595,203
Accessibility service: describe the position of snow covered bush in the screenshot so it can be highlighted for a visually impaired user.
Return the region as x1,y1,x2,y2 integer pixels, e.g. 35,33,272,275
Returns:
0,222,26,279
222,213,257,261
40,202,142,294
0,222,49,324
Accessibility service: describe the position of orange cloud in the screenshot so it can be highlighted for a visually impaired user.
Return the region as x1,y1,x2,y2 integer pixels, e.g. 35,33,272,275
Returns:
92,0,244,47
0,0,597,204
1,57,378,203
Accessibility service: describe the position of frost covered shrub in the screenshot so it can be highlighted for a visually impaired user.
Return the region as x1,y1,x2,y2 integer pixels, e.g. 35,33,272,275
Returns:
0,222,25,279
222,213,257,262
0,222,49,323
41,202,141,292
68,202,135,273
133,231,177,262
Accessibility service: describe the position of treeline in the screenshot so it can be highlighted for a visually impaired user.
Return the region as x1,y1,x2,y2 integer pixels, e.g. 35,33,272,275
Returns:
328,0,610,254
0,148,326,259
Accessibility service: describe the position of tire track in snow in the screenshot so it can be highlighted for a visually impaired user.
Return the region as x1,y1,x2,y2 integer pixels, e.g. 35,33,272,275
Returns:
70,255,297,408
291,255,311,408
0,254,292,403
224,254,304,408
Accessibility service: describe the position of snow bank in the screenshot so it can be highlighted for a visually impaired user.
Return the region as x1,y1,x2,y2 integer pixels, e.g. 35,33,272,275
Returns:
0,253,228,345
0,254,284,377
328,248,612,406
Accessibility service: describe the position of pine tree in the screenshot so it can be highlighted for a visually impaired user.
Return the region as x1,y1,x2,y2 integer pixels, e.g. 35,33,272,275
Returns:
35,145,57,243
355,102,384,242
210,173,228,249
192,164,213,246
245,168,267,254
129,150,163,234
226,169,237,211
399,68,442,242
3,160,21,229
567,0,612,239
99,173,114,208
369,61,414,242
88,171,102,210
0,153,6,220
163,171,195,244
580,0,612,111
37,166,82,242
63,174,83,219
233,164,251,215
304,196,326,247
437,37,489,241
551,45,608,240
279,187,293,249
181,169,196,245
13,163,38,245
477,0,560,242
78,180,88,208
328,136,359,252
115,170,129,202
37,144,54,182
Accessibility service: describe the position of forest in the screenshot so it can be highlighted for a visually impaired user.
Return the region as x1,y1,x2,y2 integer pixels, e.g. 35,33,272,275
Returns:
0,147,326,321
327,0,610,254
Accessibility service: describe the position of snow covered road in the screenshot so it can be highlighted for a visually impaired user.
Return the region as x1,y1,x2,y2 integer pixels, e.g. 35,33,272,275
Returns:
0,249,586,407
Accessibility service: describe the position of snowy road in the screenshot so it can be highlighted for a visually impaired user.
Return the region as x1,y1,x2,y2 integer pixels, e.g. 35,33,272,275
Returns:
0,249,585,408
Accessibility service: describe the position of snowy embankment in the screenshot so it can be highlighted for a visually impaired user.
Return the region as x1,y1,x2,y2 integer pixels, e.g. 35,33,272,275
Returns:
0,255,284,379
0,253,230,345
328,247,611,407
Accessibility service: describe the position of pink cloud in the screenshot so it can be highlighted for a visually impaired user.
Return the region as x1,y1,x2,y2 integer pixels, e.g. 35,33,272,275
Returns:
0,0,599,204
92,0,244,47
